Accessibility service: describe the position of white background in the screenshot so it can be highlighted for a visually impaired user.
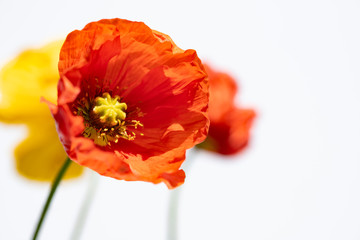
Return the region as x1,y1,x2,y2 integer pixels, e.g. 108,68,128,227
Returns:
1,0,360,239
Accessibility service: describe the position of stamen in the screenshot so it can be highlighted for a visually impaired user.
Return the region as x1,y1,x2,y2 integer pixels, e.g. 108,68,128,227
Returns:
75,91,143,146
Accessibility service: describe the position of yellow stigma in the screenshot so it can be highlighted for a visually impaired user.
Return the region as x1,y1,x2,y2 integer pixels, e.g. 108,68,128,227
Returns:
92,92,127,127
74,91,143,147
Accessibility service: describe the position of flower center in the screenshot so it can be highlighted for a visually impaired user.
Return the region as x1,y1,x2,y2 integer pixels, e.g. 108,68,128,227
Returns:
74,92,143,147
92,93,127,127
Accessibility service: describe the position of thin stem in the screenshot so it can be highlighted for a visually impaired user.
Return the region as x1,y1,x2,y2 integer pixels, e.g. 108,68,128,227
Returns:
167,148,199,240
32,157,72,240
167,186,181,240
70,170,99,240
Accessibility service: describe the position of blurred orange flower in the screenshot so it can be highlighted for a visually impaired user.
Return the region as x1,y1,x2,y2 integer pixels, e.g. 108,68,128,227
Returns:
0,41,83,181
45,19,209,189
197,64,255,155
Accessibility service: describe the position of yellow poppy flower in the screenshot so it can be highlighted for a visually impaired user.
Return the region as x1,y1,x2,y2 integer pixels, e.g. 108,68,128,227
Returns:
0,41,83,181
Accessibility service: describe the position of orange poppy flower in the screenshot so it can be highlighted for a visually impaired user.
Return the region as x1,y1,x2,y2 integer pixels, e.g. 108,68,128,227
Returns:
197,64,255,155
44,19,209,189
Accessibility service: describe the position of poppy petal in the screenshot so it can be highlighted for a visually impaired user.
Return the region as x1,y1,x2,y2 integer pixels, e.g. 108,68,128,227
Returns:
0,41,62,123
14,117,83,181
50,19,209,188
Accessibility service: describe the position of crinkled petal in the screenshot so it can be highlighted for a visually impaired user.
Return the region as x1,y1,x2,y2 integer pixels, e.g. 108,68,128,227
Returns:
52,19,209,188
58,22,120,75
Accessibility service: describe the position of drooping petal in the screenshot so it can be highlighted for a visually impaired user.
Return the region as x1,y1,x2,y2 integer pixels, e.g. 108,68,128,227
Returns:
14,116,83,181
0,41,84,181
0,41,63,123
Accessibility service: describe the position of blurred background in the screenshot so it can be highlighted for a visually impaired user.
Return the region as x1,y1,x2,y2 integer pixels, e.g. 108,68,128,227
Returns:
1,0,360,239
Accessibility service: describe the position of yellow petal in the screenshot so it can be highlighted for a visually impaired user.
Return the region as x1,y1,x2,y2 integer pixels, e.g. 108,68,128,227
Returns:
0,41,63,123
0,40,83,181
14,112,83,181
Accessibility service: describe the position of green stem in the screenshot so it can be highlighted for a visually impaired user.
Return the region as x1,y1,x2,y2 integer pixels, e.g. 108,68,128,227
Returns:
32,157,72,240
